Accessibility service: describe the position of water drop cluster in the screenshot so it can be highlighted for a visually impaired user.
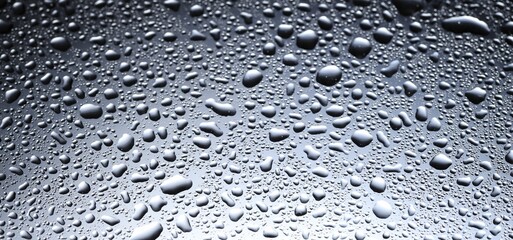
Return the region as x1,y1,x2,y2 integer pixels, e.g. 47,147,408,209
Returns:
0,0,512,239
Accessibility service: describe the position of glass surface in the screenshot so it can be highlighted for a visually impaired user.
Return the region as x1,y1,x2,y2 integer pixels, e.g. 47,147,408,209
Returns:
0,0,512,239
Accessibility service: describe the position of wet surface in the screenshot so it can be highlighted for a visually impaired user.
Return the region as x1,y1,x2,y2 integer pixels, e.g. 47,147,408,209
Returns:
0,0,513,239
